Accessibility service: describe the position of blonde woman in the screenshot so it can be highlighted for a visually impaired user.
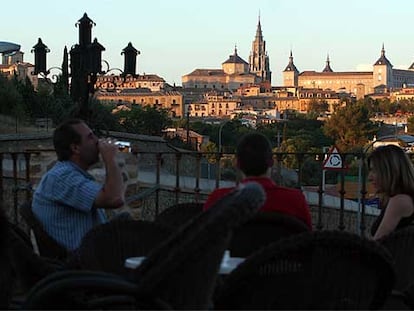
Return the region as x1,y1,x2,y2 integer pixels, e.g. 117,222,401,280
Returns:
368,145,414,239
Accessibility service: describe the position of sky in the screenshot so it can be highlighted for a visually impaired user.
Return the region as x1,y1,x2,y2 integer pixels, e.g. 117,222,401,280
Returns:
2,0,414,86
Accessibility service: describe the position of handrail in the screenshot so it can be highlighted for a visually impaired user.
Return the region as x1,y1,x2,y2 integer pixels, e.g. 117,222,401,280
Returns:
1,149,381,235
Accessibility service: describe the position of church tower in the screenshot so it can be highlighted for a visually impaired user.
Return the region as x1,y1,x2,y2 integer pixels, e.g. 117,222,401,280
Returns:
283,50,299,86
249,16,271,84
322,54,333,72
373,44,393,89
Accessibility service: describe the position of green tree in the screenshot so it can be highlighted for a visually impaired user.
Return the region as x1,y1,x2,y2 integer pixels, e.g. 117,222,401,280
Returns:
323,102,376,152
117,105,172,136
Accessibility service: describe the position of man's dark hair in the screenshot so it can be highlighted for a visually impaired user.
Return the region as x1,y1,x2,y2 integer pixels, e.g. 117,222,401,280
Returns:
53,119,84,161
236,132,273,176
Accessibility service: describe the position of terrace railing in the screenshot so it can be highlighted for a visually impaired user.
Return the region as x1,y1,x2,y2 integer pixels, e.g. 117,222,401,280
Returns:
1,149,380,236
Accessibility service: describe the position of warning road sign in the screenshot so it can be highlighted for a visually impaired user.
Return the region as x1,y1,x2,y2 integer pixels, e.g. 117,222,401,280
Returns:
322,146,345,170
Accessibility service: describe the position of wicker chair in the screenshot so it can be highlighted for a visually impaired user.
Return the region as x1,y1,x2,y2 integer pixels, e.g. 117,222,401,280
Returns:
19,201,68,261
130,182,266,310
379,226,414,291
154,202,203,228
229,211,310,257
22,182,266,310
21,270,155,310
75,219,172,277
215,230,395,310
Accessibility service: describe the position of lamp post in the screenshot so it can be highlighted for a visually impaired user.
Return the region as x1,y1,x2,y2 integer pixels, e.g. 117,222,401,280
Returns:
31,13,139,124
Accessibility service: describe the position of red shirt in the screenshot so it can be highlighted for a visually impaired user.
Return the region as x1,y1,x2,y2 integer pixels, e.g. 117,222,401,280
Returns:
203,177,312,229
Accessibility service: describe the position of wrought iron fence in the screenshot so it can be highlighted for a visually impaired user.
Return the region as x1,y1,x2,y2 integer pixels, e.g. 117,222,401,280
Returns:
1,149,381,236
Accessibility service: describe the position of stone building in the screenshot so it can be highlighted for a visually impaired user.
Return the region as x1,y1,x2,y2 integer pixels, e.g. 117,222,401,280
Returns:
283,45,414,98
95,74,166,92
181,47,260,91
0,42,38,87
182,17,271,90
95,89,184,118
187,90,241,117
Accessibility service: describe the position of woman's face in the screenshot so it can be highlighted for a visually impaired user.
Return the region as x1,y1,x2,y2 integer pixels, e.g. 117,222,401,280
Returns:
368,163,381,192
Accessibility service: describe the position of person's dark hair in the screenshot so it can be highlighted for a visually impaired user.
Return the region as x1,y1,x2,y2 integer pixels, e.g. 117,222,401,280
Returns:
53,119,84,161
236,132,273,176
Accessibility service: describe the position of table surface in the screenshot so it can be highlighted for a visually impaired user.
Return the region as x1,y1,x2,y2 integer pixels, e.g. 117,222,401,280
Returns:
125,254,245,274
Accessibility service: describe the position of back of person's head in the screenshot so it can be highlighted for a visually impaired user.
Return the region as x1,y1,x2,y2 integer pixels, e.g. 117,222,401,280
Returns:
53,118,85,161
368,144,414,196
236,132,273,176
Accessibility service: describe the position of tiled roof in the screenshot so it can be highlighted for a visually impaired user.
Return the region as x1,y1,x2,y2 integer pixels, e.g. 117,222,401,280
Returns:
222,47,248,65
299,71,372,76
374,45,393,67
186,69,225,76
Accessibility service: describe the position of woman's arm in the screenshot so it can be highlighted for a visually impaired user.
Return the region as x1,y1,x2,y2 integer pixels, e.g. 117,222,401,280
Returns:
373,194,414,240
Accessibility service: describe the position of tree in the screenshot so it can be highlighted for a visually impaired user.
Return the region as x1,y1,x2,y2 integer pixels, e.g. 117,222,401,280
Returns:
323,102,376,152
116,105,172,136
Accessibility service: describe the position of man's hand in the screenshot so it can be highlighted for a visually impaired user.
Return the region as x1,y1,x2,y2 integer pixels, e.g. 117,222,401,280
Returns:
98,138,119,163
95,138,125,209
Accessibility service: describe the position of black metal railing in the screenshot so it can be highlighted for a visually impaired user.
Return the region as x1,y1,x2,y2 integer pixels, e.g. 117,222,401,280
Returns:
1,149,378,236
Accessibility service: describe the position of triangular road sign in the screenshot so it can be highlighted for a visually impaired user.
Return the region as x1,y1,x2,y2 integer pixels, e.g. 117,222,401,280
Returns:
322,146,345,170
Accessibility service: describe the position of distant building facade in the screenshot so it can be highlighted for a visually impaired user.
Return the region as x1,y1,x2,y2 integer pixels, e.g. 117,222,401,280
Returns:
0,43,38,87
95,89,184,118
182,17,271,90
283,45,414,98
95,74,166,92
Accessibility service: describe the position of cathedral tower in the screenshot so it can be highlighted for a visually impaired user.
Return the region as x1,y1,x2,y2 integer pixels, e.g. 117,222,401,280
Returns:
248,16,271,84
283,50,299,86
373,44,393,89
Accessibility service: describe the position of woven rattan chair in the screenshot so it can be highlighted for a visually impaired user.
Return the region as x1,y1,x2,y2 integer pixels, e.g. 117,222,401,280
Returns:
75,219,172,276
154,202,203,228
229,211,310,257
130,182,265,310
22,270,159,310
379,226,414,291
215,230,395,310
22,182,266,310
19,201,68,260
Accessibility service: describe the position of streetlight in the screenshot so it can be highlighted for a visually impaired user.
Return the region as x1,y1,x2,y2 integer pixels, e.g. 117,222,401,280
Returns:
31,13,139,123
218,119,231,153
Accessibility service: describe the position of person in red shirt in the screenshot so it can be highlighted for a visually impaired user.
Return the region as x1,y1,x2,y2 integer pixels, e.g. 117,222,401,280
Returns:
203,132,312,229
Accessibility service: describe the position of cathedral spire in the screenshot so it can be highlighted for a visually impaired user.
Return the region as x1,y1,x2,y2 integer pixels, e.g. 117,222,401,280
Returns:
255,14,263,39
322,53,333,72
374,43,392,67
283,50,299,73
249,17,271,83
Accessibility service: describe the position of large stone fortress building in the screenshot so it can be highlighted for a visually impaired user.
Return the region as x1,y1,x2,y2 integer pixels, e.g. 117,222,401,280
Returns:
182,16,414,99
182,18,271,90
283,45,414,97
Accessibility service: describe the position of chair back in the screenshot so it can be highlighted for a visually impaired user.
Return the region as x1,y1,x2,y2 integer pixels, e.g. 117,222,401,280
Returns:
379,226,414,291
154,202,203,228
229,211,310,257
131,182,266,310
19,201,68,260
22,270,148,310
215,230,395,310
76,219,173,276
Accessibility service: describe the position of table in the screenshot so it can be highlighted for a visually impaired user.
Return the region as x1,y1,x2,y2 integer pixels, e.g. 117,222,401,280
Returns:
125,251,245,274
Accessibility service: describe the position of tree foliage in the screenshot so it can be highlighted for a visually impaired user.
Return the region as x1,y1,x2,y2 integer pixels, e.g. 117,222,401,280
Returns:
116,105,172,136
323,102,376,152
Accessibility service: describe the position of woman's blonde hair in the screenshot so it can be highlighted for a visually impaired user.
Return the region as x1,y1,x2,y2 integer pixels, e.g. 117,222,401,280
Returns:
368,145,414,199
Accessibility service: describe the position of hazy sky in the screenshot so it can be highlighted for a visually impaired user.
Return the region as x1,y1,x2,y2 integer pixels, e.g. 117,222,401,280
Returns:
3,0,414,85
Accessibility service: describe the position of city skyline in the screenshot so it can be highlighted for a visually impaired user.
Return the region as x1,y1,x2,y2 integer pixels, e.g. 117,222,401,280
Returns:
2,0,414,86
